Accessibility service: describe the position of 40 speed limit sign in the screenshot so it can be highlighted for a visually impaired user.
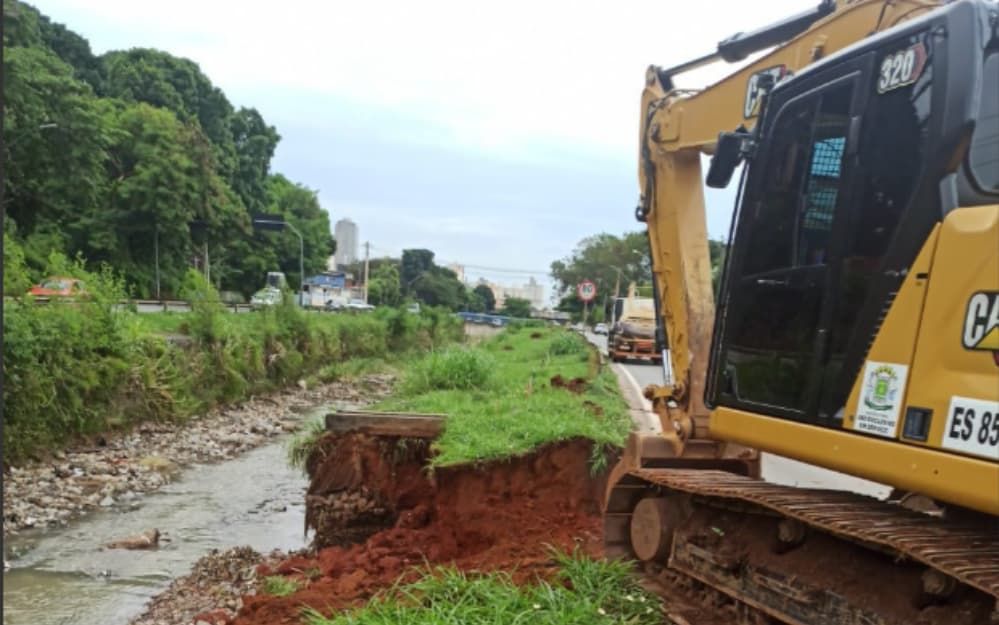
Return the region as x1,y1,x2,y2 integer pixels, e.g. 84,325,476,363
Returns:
577,280,597,302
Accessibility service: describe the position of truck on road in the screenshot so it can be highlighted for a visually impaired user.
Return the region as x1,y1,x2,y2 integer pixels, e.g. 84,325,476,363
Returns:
607,284,660,363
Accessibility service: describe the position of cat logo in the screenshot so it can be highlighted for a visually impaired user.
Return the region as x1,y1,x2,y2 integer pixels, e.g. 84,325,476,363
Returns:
744,65,793,119
963,291,999,363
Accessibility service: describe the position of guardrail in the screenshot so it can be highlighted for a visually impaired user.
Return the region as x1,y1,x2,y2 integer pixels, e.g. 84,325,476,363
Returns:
123,300,254,314
7,297,253,314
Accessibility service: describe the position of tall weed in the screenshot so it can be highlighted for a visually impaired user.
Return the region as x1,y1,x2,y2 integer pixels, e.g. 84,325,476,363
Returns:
402,347,494,394
3,294,462,464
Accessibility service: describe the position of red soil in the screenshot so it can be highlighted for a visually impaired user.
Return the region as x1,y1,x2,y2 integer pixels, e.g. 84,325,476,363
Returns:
550,374,588,394
232,434,609,625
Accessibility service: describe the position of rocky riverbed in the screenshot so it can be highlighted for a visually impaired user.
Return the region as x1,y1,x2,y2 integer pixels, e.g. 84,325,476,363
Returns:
129,546,273,625
3,374,395,538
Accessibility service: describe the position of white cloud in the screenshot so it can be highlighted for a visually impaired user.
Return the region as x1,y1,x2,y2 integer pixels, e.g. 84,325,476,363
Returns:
36,0,808,294
42,0,809,158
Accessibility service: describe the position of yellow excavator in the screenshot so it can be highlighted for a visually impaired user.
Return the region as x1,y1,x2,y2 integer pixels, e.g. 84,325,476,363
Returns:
604,0,999,623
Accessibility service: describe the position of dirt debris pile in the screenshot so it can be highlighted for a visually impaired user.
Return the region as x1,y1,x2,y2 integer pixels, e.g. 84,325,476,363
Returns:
550,374,588,394
232,433,610,625
130,546,269,625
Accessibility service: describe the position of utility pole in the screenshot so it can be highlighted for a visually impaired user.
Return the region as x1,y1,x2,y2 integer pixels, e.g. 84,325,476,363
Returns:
363,241,370,304
204,242,210,285
154,225,161,300
611,266,622,327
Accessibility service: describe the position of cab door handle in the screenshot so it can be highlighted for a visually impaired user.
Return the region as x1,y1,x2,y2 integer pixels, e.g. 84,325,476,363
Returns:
756,278,789,286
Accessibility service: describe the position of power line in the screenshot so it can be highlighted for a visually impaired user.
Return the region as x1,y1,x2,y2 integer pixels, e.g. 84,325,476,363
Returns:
447,262,551,275
356,244,552,277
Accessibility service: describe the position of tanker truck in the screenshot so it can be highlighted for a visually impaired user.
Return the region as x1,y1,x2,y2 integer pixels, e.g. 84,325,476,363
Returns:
607,283,661,363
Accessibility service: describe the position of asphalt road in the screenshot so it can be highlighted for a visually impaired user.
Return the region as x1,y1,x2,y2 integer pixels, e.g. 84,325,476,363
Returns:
586,330,890,498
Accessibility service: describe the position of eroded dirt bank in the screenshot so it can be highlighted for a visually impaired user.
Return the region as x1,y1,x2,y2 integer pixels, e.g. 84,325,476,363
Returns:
226,432,613,625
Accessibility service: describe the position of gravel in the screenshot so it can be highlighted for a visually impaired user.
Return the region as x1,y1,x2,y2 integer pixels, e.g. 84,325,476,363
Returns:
129,545,273,625
3,374,395,537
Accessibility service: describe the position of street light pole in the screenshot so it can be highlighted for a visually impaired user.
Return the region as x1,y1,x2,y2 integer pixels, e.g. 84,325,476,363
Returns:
363,241,370,305
154,224,161,300
252,217,305,306
285,221,305,307
608,265,623,326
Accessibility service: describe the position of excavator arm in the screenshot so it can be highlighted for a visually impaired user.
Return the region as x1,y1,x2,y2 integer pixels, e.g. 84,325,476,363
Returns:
635,0,942,450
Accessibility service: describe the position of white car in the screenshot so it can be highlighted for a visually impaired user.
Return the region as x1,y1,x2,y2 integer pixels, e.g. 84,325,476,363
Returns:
250,287,282,309
594,323,609,335
347,299,375,311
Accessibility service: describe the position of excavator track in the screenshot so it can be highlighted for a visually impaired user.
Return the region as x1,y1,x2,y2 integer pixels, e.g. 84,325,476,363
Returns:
606,469,999,624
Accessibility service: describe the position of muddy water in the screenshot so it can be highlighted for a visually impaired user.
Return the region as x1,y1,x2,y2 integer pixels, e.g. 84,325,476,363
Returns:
3,419,318,625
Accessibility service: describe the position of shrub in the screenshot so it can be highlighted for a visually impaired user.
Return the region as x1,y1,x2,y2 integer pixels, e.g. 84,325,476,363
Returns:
2,296,463,464
403,347,494,394
548,331,587,357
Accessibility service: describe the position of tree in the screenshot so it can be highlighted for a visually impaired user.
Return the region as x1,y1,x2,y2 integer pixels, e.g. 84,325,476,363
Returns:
0,0,329,299
465,289,486,313
502,297,532,318
411,267,465,310
401,249,435,291
473,284,496,312
99,48,238,180
550,231,651,299
254,174,333,291
3,45,113,266
367,262,402,307
102,101,241,296
230,107,280,214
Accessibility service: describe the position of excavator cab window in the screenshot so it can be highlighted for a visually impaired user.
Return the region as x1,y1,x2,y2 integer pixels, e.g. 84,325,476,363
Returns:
712,74,860,418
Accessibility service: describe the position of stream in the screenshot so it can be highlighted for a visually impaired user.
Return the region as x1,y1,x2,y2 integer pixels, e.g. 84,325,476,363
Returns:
2,409,321,625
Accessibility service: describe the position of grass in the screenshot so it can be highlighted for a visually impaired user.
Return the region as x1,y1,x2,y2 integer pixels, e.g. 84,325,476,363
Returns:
287,416,328,472
301,548,661,625
263,575,304,597
373,326,632,467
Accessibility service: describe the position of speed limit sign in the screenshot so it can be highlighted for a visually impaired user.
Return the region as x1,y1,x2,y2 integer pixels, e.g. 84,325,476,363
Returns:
577,280,597,302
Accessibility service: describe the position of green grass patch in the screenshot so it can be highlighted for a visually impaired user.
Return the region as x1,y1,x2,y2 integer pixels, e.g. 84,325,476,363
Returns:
402,347,495,393
263,575,304,597
286,416,328,472
374,327,631,467
302,549,660,625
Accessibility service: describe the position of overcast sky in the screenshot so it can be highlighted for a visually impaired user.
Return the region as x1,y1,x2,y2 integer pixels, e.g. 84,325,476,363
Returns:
37,0,809,298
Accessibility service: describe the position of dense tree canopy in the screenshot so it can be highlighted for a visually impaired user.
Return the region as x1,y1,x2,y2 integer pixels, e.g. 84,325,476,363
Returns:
501,297,531,318
367,262,402,307
550,232,651,300
396,248,470,311
473,284,496,312
1,0,332,297
551,231,728,321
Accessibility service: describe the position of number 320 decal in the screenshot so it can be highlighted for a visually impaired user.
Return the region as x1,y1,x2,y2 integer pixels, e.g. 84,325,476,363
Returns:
877,42,928,93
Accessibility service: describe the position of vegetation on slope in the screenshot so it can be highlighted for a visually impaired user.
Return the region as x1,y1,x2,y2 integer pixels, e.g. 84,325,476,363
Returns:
374,325,632,467
2,248,462,464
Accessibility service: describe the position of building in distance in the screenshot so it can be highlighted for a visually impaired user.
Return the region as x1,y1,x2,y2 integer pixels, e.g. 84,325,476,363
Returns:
334,219,359,267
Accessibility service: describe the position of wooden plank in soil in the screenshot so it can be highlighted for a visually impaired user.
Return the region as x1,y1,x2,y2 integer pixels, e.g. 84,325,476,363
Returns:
325,410,446,438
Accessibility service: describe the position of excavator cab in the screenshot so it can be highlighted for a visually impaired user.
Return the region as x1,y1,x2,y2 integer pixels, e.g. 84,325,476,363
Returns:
706,0,998,434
